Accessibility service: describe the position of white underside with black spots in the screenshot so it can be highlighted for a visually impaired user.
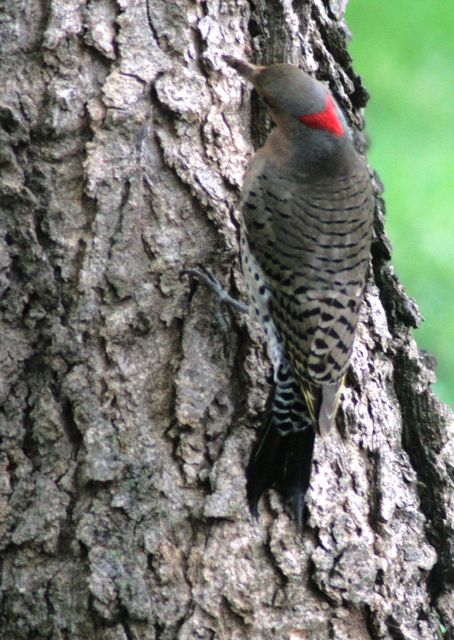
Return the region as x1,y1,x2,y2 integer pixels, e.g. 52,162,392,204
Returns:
240,222,284,378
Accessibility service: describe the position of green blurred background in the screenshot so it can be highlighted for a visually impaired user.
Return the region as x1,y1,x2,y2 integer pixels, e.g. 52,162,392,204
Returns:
346,1,454,407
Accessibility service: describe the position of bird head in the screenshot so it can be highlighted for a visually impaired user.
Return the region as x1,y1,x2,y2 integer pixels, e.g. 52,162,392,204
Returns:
223,55,346,140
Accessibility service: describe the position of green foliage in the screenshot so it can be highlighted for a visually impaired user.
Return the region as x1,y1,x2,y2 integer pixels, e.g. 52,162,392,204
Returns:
346,1,454,406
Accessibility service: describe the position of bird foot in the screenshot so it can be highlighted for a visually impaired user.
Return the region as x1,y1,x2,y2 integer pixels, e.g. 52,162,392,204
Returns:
180,265,248,332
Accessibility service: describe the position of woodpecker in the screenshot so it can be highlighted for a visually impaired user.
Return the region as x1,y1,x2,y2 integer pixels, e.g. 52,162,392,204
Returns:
222,56,374,525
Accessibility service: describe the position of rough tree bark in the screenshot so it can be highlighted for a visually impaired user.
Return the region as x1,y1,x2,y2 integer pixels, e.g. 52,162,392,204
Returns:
0,1,452,639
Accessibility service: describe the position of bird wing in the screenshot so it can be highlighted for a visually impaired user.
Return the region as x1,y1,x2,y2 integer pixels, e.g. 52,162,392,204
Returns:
241,154,373,432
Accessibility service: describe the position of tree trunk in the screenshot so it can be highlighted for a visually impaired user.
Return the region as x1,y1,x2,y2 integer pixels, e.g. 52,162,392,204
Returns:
0,1,452,639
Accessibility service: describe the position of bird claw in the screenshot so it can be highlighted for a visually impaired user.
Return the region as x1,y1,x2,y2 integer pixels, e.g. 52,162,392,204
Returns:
180,264,219,289
180,266,248,316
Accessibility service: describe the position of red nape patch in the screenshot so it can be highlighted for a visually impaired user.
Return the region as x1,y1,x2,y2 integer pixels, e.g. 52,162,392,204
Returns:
298,94,344,137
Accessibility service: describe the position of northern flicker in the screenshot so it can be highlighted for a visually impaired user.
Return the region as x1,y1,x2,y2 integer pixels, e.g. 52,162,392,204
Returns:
183,57,374,525
223,56,374,524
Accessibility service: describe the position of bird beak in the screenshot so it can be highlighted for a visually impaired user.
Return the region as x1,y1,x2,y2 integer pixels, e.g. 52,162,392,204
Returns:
223,55,265,83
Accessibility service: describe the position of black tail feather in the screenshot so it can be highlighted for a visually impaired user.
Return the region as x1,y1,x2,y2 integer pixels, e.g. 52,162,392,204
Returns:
246,412,287,519
282,428,315,527
246,367,315,526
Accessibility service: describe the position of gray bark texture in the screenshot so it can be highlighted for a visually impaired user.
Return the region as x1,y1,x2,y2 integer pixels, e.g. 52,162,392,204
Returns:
0,0,452,639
